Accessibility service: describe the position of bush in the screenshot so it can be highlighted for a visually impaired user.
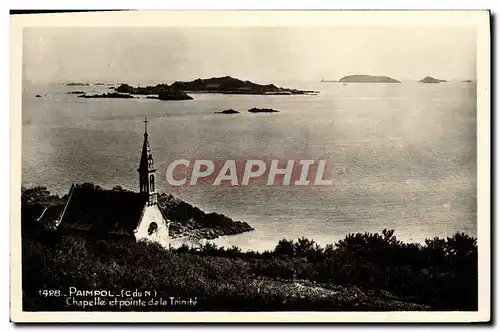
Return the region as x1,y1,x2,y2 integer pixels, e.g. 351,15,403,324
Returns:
21,224,478,311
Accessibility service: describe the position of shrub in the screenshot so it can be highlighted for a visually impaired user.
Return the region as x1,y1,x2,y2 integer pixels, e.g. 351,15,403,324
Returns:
21,224,478,311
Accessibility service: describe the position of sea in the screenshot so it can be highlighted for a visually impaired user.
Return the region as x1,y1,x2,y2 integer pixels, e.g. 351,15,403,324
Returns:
22,80,477,251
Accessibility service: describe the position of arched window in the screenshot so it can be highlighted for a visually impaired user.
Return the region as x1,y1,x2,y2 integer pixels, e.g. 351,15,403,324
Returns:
148,222,158,236
149,174,155,192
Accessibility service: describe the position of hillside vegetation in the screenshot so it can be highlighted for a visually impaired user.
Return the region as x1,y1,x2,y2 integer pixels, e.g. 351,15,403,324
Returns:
21,186,477,311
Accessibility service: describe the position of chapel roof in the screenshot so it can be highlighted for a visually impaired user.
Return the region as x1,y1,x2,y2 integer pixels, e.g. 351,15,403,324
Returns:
58,184,148,236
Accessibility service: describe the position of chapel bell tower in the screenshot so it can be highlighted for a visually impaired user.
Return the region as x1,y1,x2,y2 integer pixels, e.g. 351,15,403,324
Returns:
138,117,158,206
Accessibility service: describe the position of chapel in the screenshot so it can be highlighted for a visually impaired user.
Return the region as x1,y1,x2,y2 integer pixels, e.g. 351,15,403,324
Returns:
56,118,171,247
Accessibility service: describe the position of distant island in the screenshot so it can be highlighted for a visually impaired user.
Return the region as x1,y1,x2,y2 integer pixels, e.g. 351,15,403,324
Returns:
338,75,401,83
419,76,447,84
66,82,89,86
78,92,135,99
248,108,279,113
115,76,318,96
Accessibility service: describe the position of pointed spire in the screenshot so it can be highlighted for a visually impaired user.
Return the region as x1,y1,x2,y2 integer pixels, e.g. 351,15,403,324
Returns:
138,117,155,172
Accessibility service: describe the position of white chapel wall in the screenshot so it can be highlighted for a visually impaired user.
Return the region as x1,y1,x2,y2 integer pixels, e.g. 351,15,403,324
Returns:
135,205,170,248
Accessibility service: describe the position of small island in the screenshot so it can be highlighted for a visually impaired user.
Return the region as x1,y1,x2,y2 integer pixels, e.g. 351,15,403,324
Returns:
35,94,41,98
216,109,240,114
78,92,135,99
248,108,279,113
419,76,447,84
339,75,401,83
66,82,89,86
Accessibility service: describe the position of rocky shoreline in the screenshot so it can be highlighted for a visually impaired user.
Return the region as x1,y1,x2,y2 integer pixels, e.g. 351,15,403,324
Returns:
157,193,254,241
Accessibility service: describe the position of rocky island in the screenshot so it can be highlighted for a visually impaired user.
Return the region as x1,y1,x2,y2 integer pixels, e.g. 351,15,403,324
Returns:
248,108,279,113
339,75,401,83
115,76,318,96
419,76,447,83
216,109,240,114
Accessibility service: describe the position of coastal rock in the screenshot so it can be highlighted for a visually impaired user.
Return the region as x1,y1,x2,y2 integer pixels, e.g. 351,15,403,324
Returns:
215,109,240,114
78,92,135,99
158,193,254,240
35,94,41,98
419,76,447,83
339,75,401,83
248,108,279,113
67,91,85,94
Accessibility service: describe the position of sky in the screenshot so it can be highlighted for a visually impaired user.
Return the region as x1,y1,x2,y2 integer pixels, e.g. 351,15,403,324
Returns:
23,26,477,84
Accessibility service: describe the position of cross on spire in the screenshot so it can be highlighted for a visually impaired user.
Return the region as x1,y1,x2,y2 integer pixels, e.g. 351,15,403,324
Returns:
143,117,149,136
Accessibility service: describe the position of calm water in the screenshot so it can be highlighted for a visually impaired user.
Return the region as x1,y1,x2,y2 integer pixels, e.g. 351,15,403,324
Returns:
22,81,477,251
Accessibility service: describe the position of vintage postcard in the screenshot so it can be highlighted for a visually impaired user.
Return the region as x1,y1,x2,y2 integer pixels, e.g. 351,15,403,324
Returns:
10,10,490,323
